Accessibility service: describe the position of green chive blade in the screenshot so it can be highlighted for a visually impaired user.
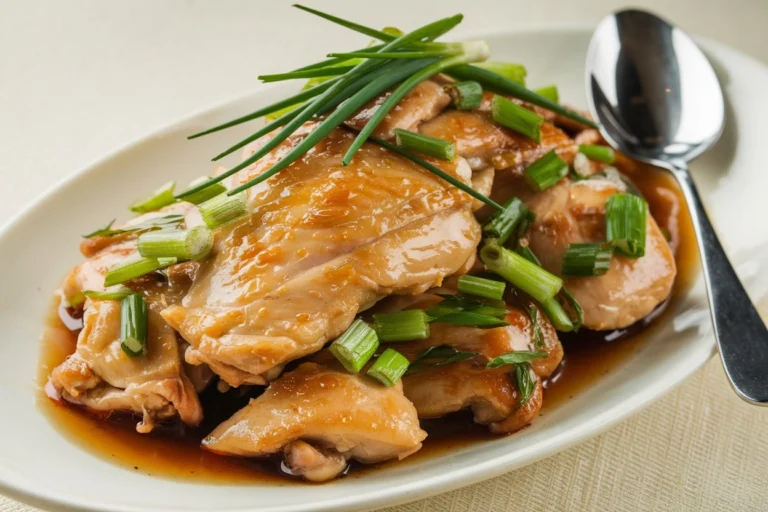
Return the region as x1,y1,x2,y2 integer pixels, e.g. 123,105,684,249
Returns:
486,350,547,369
83,286,133,301
432,311,509,328
178,177,227,205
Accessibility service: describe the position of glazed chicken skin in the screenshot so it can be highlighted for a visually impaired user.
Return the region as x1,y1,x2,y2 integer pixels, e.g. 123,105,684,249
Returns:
162,122,482,387
202,361,426,481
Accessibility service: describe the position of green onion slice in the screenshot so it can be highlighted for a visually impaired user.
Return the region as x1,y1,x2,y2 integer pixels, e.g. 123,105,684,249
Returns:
491,95,544,142
534,85,559,103
561,243,614,277
372,310,431,342
486,350,547,369
579,144,616,164
83,286,133,301
432,311,508,328
516,245,577,332
515,363,537,406
457,275,506,301
104,255,178,287
178,177,227,205
130,181,176,214
481,241,562,303
524,150,569,192
482,197,529,245
120,294,148,357
367,348,410,387
329,319,380,374
406,345,480,375
198,192,247,230
606,193,648,258
137,226,213,261
475,61,527,86
394,129,456,161
445,80,483,110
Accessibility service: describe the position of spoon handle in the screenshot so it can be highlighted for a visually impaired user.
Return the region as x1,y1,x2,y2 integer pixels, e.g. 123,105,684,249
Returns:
670,162,768,404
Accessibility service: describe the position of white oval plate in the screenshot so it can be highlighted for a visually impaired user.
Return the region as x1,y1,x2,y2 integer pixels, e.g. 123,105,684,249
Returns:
1,25,768,512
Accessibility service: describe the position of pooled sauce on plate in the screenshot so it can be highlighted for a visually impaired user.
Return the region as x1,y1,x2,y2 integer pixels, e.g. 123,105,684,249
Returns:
37,163,697,484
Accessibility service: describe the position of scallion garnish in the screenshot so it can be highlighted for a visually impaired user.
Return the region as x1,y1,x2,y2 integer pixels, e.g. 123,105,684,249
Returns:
329,319,379,374
515,245,576,332
524,150,569,192
104,255,178,287
372,310,431,342
515,363,536,406
445,80,482,110
258,65,356,83
82,214,185,239
366,348,410,387
491,95,544,142
198,192,247,230
480,241,562,303
178,177,227,205
559,286,584,331
406,345,480,375
424,294,506,319
486,350,547,369
524,305,545,350
605,193,648,258
475,61,527,85
534,85,559,103
130,181,176,214
137,226,213,261
432,311,509,328
394,129,456,161
579,144,616,164
561,243,613,277
120,294,148,357
83,286,133,301
482,197,529,245
457,275,505,300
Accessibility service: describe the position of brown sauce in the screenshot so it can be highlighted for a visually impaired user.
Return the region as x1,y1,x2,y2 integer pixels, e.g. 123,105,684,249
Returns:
36,162,698,485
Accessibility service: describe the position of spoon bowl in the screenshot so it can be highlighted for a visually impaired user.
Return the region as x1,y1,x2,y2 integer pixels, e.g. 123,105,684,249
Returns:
586,9,768,405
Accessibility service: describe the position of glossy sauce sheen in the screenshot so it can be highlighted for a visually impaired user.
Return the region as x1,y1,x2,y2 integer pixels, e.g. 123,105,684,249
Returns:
37,163,698,484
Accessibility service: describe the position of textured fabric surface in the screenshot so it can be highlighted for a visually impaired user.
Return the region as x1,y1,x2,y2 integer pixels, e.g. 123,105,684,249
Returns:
5,356,768,512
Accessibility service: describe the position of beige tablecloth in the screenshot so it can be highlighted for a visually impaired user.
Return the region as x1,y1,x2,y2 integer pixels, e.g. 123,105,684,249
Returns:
4,355,768,512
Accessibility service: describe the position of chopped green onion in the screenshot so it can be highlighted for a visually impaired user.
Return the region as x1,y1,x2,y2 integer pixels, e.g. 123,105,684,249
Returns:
424,294,505,319
445,80,482,110
579,144,616,164
104,255,177,287
475,61,527,86
406,345,480,375
491,95,544,142
394,129,455,161
534,85,559,103
372,310,430,342
561,243,613,277
606,193,648,258
482,197,529,245
83,286,133,301
515,363,536,406
432,311,508,328
120,294,148,357
329,319,380,374
457,275,505,300
367,348,410,386
524,150,569,192
198,192,247,230
369,137,503,210
516,245,576,332
130,181,176,214
178,177,227,205
137,226,213,261
486,350,547,368
471,304,508,318
559,286,584,331
480,241,562,303
524,305,545,350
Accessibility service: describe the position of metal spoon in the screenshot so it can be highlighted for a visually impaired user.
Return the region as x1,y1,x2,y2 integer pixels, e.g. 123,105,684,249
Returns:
586,9,768,405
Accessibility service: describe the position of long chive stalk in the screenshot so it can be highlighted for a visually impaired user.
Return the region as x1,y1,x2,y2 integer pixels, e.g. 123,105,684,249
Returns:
480,241,562,303
369,137,503,210
290,43,387,73
120,294,148,357
179,177,227,205
137,226,213,260
457,275,506,300
373,310,431,342
492,95,544,142
104,255,178,287
259,65,356,83
367,348,410,387
293,4,397,42
329,319,380,373
130,181,176,214
342,43,490,165
447,64,598,128
394,128,455,161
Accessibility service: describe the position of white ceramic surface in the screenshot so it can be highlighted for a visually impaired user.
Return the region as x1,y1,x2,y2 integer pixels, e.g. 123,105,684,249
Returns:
0,27,767,512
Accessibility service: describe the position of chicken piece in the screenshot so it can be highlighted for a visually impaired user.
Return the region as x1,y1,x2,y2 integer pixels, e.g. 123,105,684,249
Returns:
50,299,203,433
345,80,451,140
163,125,481,387
202,362,426,481
524,178,677,330
419,93,577,173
